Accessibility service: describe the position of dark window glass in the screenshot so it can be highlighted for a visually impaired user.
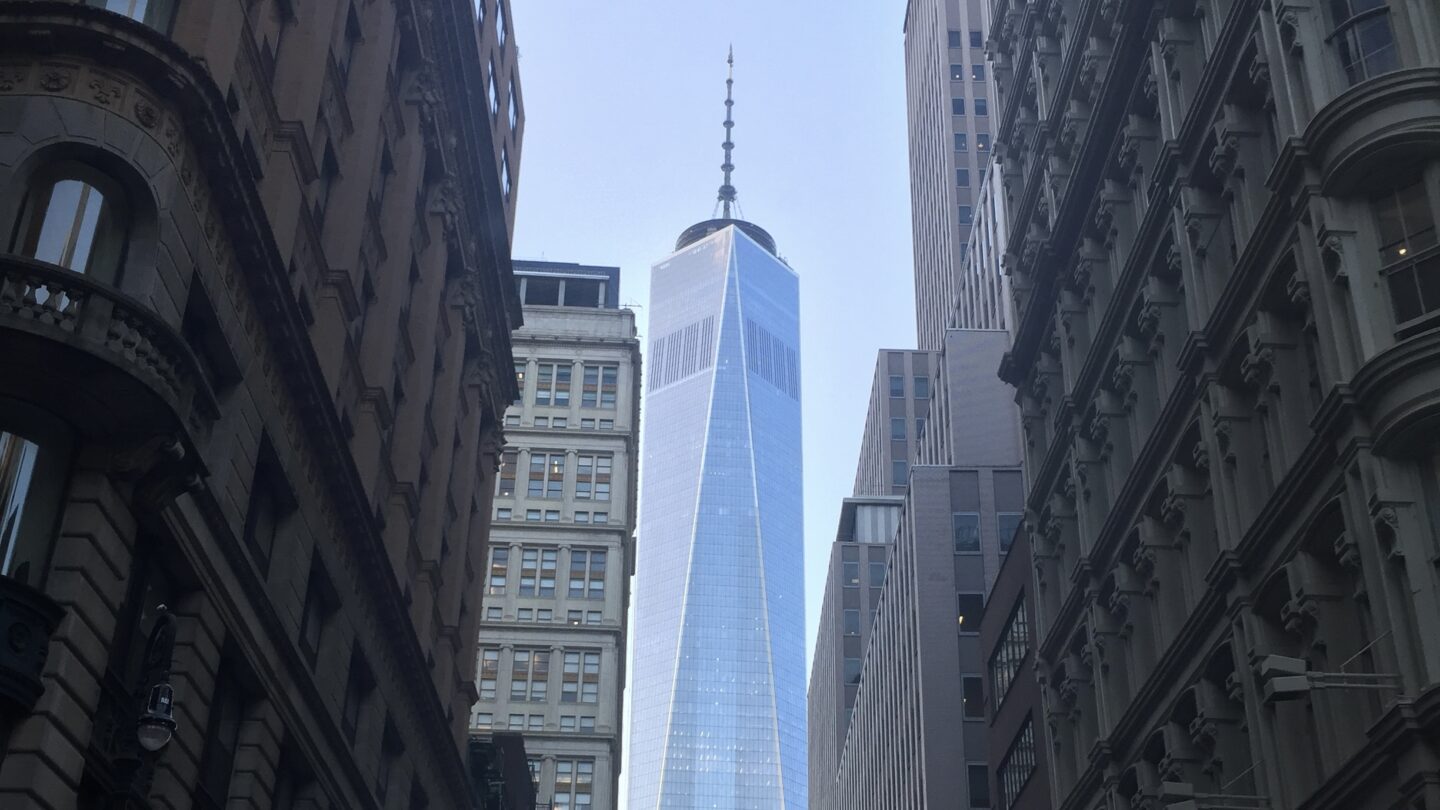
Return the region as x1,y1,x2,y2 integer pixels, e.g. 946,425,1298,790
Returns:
1329,0,1398,84
342,651,372,739
844,608,860,635
997,512,1023,553
890,417,906,440
197,665,246,808
976,134,991,152
948,29,962,47
843,561,860,587
11,161,129,284
959,205,974,224
953,513,981,553
975,98,989,116
914,376,930,398
973,64,986,81
87,0,177,31
869,560,887,587
954,133,968,152
970,30,983,47
968,763,991,807
951,64,966,80
957,168,971,187
952,97,966,116
1372,179,1440,323
844,657,862,684
892,460,908,487
962,676,985,719
889,375,905,398
957,593,984,632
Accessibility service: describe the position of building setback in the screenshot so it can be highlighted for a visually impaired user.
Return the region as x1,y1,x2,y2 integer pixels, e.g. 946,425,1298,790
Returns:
476,261,640,810
989,0,1440,805
0,0,524,808
853,350,938,498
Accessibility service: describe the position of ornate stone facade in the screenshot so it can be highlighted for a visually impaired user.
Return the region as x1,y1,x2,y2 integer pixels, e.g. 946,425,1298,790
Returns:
0,1,522,808
989,0,1440,805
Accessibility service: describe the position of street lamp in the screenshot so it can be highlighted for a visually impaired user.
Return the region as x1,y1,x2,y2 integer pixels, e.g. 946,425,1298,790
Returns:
134,606,178,752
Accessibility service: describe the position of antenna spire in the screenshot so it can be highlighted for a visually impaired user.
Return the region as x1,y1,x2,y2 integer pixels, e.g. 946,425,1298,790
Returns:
717,46,738,219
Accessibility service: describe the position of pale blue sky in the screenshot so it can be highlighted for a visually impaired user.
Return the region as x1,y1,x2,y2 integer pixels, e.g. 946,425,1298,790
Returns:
508,2,915,800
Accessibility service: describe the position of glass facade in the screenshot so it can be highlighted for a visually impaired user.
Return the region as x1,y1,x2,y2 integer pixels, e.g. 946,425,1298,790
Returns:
629,225,806,809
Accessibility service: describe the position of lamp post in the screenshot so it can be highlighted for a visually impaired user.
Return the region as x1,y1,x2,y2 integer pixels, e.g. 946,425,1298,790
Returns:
108,605,178,809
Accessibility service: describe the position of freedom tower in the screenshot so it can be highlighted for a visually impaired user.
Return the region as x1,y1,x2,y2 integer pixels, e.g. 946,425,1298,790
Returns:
628,51,806,809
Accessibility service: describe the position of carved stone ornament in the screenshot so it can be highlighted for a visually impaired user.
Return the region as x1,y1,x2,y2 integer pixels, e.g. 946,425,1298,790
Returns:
134,99,160,129
0,66,27,91
39,68,72,92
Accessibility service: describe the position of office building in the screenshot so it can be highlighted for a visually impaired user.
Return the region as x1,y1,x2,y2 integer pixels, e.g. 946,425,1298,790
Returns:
811,330,1024,810
0,0,524,807
905,0,1000,350
990,0,1440,805
477,261,640,810
628,53,808,810
854,350,938,497
806,495,903,810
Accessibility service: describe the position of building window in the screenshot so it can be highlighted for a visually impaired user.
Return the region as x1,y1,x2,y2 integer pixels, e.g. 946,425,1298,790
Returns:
553,760,594,810
953,512,981,553
580,716,595,732
581,418,596,429
11,161,129,284
538,608,553,622
1372,178,1440,324
487,58,500,118
575,455,612,500
517,608,533,622
582,364,618,408
496,0,507,46
535,362,572,406
977,134,991,152
843,559,860,587
955,133,968,152
957,168,971,187
496,507,512,520
998,719,1037,808
997,512,1023,553
952,97,966,116
575,511,590,524
869,560,886,587
970,30,983,47
973,64,986,81
478,648,500,699
299,559,337,666
957,593,984,633
561,651,600,703
485,607,501,621
536,417,549,428
487,546,509,594
844,608,860,635
1329,0,1398,84
86,0,177,31
335,5,361,84
844,657,861,685
989,598,1030,711
473,711,493,729
510,649,550,701
586,610,601,624
501,146,512,200
593,511,608,524
916,416,927,438
513,362,526,403
948,29,962,47
508,81,519,131
959,205,975,224
553,417,568,428
914,375,930,398
892,460,907,487
890,417,906,440
968,762,991,808
244,440,294,572
974,97,988,115
196,664,247,807
888,374,905,398
497,450,517,497
342,650,373,739
377,720,402,801
599,419,614,430
315,143,340,223
528,452,565,499
545,509,560,522
518,547,558,596
0,410,71,586
568,548,607,599
951,63,966,80
962,676,985,719
525,508,541,521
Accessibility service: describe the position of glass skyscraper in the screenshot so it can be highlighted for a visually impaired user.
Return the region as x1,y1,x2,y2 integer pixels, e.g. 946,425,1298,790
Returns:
627,217,807,809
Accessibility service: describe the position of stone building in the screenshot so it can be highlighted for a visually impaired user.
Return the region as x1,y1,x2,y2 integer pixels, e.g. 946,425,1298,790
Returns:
475,261,640,810
988,0,1440,804
0,0,523,808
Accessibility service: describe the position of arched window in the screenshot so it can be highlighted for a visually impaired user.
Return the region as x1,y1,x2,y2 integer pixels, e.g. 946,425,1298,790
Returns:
1328,0,1399,85
9,162,129,284
1370,172,1440,327
84,0,178,32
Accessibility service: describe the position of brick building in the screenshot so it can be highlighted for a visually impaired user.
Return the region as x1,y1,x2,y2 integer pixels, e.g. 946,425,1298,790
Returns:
0,0,523,807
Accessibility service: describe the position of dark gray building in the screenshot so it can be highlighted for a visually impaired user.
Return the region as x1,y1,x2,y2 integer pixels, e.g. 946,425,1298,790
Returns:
989,0,1440,805
854,350,937,497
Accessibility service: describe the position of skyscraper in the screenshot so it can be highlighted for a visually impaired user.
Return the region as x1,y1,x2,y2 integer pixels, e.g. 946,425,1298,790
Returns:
628,52,807,810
